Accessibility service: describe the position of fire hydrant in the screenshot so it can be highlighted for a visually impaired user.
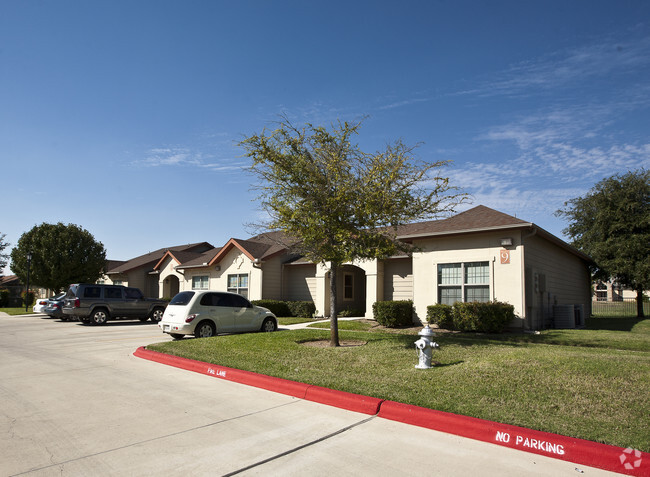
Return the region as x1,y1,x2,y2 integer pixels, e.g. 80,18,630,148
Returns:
414,324,439,369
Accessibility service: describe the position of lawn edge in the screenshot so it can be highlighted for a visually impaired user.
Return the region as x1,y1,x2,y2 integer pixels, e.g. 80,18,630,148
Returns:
134,346,648,476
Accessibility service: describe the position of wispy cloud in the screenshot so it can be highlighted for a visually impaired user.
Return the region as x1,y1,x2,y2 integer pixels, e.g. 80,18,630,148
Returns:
457,33,650,98
131,140,247,174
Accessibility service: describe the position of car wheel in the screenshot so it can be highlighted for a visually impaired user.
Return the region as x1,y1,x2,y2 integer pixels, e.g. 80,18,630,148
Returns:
170,333,184,340
194,321,216,338
261,318,277,332
91,309,108,325
150,307,164,323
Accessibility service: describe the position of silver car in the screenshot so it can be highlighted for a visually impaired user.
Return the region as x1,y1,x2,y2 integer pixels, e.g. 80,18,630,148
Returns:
159,290,277,339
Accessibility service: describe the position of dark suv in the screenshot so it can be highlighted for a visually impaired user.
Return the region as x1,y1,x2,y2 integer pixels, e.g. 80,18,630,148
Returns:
62,284,167,325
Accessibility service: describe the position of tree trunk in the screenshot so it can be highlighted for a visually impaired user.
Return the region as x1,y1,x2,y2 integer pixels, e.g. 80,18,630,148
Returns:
329,262,340,347
637,288,645,318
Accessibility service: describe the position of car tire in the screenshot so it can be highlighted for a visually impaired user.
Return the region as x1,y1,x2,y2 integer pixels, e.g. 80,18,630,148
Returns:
194,321,216,338
170,333,184,340
261,318,277,332
90,309,109,325
149,307,164,323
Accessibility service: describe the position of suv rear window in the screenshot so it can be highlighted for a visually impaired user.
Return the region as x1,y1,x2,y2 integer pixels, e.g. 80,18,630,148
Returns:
169,292,194,306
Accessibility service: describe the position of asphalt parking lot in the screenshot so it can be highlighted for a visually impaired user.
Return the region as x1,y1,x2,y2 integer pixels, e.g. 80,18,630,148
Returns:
0,313,622,476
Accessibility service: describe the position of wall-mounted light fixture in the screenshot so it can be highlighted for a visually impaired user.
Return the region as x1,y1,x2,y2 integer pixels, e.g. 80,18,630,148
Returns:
500,237,513,246
215,265,221,271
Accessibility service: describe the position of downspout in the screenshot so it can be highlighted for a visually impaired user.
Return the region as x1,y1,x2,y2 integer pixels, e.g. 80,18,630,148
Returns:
521,227,537,330
491,256,496,301
252,258,262,301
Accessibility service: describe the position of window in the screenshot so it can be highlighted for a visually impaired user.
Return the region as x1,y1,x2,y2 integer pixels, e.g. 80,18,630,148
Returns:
170,291,194,306
343,273,354,300
437,262,489,305
125,288,143,299
192,276,209,290
227,274,248,298
83,287,101,298
105,287,122,299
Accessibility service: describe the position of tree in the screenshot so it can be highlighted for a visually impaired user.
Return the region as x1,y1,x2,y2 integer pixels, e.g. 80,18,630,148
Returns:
10,223,107,293
240,117,465,346
0,233,9,273
556,169,649,318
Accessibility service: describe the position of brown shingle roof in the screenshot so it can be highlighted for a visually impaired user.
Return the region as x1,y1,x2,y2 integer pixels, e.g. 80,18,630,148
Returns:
171,248,222,268
107,242,214,274
396,205,531,238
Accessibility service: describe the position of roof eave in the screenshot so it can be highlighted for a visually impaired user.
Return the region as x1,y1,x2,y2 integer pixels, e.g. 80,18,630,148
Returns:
398,223,534,240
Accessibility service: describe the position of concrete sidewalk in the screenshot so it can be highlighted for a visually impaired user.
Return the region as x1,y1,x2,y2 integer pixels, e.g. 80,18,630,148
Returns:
280,316,365,330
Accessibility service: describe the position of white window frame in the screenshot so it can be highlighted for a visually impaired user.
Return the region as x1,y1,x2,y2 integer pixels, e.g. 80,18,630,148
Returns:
343,273,354,301
437,262,490,305
192,275,209,290
227,273,249,298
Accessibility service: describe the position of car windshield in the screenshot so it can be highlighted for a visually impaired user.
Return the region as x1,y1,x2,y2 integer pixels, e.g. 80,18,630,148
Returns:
169,291,195,306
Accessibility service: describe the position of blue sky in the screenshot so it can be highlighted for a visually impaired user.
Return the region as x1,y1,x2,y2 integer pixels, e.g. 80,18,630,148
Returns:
1,0,649,273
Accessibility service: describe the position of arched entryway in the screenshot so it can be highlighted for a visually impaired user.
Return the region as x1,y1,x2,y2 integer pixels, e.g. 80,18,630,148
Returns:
336,264,366,316
162,275,180,300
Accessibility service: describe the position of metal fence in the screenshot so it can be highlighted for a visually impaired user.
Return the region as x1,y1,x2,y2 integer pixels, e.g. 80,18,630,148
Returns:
591,298,650,317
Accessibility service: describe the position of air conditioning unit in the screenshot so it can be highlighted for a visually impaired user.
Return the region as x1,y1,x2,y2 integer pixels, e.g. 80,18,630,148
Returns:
574,304,585,329
553,305,575,329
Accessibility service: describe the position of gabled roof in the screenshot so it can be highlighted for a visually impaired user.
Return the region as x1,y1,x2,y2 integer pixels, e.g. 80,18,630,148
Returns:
208,236,288,266
105,260,126,273
395,205,591,263
396,205,531,239
153,248,222,271
0,275,21,286
107,242,214,275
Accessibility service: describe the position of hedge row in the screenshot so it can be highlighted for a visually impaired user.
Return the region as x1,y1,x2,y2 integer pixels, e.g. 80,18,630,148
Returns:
427,301,515,333
251,300,316,318
0,289,9,307
373,300,414,327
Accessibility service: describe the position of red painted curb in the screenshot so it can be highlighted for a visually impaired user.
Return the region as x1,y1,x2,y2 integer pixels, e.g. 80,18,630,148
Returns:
135,347,649,475
134,347,309,399
304,385,383,415
378,401,649,476
134,347,380,414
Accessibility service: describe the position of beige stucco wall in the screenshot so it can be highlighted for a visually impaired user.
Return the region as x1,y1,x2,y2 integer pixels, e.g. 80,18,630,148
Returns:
167,247,266,301
411,231,525,326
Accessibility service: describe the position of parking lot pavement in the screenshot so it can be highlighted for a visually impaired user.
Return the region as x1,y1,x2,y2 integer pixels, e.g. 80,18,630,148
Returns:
0,314,623,476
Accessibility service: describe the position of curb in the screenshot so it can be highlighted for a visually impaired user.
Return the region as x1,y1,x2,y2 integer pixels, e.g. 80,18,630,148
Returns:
134,346,648,476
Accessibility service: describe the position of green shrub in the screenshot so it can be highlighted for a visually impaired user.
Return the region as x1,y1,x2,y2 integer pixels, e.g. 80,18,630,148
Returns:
338,308,364,317
373,300,414,327
287,301,316,318
252,300,292,317
0,289,9,307
22,291,35,308
427,304,454,329
452,301,515,333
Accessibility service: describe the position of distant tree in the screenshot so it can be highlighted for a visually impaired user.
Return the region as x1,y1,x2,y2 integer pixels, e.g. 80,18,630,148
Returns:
556,169,649,318
241,117,466,346
0,233,9,273
10,223,107,292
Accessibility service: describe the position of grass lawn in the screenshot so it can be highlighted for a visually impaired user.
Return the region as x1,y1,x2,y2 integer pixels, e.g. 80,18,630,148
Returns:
149,317,649,451
0,307,35,315
277,317,316,326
